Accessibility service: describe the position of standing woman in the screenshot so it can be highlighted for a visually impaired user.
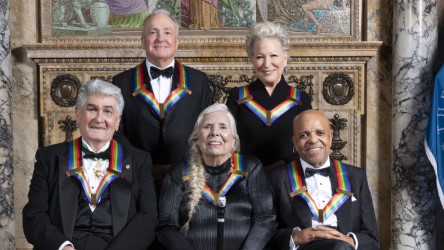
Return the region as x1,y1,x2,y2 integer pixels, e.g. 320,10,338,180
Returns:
226,21,312,171
157,103,275,250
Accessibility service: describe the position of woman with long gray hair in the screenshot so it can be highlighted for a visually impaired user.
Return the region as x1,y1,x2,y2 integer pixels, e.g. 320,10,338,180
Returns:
157,103,275,250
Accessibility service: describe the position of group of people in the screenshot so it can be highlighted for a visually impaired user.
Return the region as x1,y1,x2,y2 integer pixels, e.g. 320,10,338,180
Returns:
22,9,381,250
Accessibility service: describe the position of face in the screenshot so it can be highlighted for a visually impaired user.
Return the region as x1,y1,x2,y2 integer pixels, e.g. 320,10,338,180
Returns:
141,13,179,67
76,94,121,150
198,111,235,164
251,38,288,86
293,111,332,168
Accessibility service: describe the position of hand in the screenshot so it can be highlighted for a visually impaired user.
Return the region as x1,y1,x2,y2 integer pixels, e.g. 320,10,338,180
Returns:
291,226,355,247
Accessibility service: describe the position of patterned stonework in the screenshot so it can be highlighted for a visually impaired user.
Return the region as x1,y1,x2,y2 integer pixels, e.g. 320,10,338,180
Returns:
0,0,15,250
392,0,439,249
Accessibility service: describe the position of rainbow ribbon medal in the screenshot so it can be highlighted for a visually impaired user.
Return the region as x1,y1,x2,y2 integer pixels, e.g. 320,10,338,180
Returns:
66,138,124,206
132,61,192,119
237,85,301,126
183,153,248,207
287,159,353,223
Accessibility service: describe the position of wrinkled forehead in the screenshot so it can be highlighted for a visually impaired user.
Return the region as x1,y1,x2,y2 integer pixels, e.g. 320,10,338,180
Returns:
294,112,330,133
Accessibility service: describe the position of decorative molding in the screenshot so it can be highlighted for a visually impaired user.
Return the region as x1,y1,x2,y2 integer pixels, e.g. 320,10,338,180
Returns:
50,74,81,107
58,115,78,142
322,72,355,105
329,114,348,161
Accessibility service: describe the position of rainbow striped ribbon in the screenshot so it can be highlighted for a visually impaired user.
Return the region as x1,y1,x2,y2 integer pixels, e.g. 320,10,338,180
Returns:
66,138,124,206
287,159,353,223
132,61,192,119
237,85,301,126
183,153,248,206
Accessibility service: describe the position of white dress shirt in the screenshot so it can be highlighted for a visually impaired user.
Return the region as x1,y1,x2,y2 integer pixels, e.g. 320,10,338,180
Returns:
145,59,174,102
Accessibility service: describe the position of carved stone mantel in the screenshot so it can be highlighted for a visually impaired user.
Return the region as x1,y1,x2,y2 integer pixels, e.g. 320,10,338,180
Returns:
24,40,382,168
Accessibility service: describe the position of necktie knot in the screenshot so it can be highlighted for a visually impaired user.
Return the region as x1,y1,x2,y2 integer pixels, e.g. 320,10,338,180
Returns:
150,66,173,79
82,146,110,160
305,167,330,178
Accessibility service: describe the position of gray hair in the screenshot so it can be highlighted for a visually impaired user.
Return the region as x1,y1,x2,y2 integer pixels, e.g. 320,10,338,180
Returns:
188,103,240,152
142,9,180,37
76,79,124,116
181,103,240,233
245,21,289,58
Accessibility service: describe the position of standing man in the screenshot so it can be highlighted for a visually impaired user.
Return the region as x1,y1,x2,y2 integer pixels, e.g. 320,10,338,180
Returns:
268,110,380,250
23,79,157,250
112,9,213,189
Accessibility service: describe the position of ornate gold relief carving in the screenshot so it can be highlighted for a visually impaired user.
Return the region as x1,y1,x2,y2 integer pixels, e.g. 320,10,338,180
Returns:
329,114,348,161
51,74,81,107
322,72,354,105
58,115,78,142
288,75,315,100
207,74,316,103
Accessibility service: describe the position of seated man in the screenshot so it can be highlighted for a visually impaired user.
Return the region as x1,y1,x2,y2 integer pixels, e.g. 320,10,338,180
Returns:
23,79,157,250
268,110,380,250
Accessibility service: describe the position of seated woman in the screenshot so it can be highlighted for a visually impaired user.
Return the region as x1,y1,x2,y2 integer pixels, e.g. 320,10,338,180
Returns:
157,103,276,250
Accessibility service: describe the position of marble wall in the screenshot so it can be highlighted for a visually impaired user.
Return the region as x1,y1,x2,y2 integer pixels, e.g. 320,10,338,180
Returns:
0,0,15,249
4,1,444,250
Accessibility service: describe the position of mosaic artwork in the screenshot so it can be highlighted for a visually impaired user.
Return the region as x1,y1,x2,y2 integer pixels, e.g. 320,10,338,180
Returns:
48,0,352,37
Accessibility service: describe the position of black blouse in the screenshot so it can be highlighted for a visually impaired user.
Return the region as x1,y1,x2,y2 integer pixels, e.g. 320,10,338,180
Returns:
157,155,276,250
226,77,312,166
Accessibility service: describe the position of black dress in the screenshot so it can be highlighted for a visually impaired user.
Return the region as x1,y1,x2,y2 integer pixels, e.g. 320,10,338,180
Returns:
226,77,312,166
157,155,276,250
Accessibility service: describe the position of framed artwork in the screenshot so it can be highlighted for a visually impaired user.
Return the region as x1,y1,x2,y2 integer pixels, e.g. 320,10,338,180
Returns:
40,0,360,43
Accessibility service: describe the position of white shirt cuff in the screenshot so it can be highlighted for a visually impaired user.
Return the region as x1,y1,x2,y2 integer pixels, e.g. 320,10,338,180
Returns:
289,227,301,250
347,232,358,249
58,241,74,250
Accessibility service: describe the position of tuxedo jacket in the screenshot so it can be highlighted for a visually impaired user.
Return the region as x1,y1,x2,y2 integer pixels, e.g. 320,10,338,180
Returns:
112,60,213,165
22,139,158,250
267,157,380,250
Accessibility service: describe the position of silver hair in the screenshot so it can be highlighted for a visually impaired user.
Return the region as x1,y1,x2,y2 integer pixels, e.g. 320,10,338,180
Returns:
76,79,124,116
142,9,180,37
245,21,290,58
188,103,240,152
181,103,240,233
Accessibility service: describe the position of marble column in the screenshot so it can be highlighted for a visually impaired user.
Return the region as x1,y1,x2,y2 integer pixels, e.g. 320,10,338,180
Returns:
392,0,438,249
0,0,15,249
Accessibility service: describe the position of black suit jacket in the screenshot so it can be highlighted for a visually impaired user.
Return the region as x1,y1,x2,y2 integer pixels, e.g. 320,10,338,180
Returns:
22,139,158,250
268,158,380,250
112,60,213,165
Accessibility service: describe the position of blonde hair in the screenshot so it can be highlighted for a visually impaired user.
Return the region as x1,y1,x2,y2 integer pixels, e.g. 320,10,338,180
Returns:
181,103,240,233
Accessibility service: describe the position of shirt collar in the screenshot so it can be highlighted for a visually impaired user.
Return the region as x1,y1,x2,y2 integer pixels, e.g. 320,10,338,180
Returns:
300,157,331,172
145,59,175,70
81,139,110,153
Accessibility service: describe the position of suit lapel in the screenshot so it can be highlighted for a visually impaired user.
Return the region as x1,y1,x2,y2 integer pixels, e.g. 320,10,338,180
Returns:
329,159,352,233
285,160,312,228
110,153,133,237
142,61,155,93
58,152,79,239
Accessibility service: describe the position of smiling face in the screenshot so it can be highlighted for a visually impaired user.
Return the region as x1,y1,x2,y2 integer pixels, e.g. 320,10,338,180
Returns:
76,93,121,151
251,38,288,87
141,13,179,68
293,110,332,168
198,111,235,166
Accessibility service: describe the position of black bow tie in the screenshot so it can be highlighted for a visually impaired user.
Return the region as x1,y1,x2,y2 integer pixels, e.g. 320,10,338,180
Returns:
150,66,173,79
305,167,330,178
82,146,110,160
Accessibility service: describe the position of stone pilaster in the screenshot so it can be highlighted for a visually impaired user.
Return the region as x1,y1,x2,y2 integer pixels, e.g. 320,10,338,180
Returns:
0,0,15,249
392,0,438,249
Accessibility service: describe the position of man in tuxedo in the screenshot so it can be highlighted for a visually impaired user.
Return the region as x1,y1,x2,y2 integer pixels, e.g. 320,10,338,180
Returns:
268,110,380,250
112,9,213,190
23,79,157,250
